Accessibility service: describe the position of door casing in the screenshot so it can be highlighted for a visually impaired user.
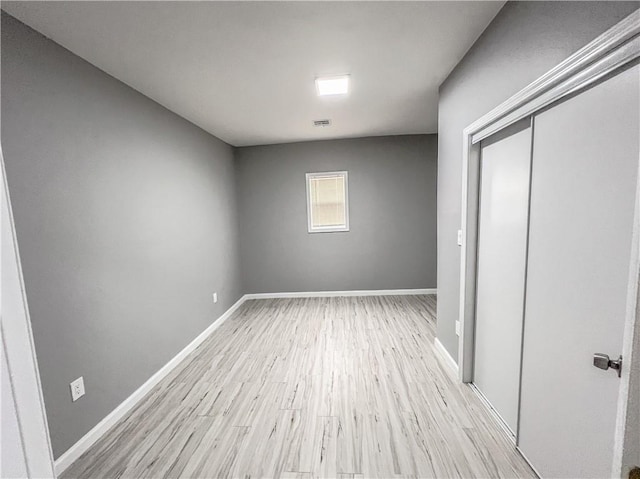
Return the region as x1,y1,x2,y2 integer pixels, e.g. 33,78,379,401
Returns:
1,147,56,477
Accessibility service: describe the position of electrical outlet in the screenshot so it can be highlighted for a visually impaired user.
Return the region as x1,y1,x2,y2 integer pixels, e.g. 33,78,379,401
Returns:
455,320,461,336
213,292,218,303
70,376,85,402
457,229,463,246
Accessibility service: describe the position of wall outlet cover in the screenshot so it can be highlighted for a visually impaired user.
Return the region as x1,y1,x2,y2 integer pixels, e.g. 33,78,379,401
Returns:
455,320,461,336
213,292,218,303
70,376,85,402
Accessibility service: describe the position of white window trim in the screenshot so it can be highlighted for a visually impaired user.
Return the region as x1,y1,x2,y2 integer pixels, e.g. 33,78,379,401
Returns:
305,171,349,233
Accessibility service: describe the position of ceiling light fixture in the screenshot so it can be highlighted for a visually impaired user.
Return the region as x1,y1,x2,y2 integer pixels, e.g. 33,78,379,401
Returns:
315,75,349,96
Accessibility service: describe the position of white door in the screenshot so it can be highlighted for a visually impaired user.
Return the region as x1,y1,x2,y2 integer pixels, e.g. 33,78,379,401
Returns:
518,65,640,478
474,120,532,434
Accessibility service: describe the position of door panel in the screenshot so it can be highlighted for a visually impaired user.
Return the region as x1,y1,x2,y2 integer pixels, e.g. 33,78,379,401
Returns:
474,120,532,434
519,65,640,478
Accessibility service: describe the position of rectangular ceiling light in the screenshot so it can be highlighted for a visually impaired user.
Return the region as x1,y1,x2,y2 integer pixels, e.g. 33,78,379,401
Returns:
316,75,349,96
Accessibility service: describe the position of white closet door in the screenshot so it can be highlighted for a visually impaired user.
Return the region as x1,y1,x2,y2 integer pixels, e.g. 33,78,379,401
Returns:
519,65,640,478
474,120,532,434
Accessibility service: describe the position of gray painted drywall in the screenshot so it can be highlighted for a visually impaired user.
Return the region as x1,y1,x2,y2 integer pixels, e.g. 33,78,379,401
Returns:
436,1,639,361
236,135,437,293
1,12,242,458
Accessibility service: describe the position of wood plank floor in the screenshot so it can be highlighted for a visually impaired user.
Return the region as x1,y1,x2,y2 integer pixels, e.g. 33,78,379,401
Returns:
62,295,536,479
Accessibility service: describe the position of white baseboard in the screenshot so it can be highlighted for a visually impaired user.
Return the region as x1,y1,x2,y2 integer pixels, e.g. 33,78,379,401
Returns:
434,337,459,376
54,295,247,476
244,288,436,299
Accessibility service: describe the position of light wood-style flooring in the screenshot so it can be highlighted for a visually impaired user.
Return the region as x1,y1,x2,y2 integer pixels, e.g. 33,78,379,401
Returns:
62,295,536,478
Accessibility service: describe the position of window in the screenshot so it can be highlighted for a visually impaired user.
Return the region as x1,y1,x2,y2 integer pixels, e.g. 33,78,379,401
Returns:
306,171,349,233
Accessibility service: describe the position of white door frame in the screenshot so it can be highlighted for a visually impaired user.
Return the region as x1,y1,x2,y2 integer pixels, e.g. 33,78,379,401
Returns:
457,9,640,477
1,147,56,478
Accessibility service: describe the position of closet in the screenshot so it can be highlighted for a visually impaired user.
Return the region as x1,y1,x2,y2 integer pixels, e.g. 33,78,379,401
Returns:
472,62,639,478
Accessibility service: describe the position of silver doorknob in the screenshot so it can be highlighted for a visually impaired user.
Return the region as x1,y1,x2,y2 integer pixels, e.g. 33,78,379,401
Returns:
593,353,622,378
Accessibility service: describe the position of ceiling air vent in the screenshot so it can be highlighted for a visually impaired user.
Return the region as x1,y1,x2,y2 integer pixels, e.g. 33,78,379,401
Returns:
313,119,331,127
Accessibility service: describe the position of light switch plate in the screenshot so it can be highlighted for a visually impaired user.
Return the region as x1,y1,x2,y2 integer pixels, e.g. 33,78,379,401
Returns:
457,229,463,246
70,376,85,402
455,320,461,336
213,292,218,303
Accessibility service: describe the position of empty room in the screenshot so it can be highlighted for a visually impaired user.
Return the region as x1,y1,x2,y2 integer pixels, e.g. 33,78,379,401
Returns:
2,1,639,478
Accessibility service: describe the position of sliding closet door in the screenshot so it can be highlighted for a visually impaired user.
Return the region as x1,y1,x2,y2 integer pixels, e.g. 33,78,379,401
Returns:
473,119,532,434
519,65,639,478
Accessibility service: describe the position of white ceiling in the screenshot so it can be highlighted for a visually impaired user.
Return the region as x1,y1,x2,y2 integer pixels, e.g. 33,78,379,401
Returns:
3,1,504,147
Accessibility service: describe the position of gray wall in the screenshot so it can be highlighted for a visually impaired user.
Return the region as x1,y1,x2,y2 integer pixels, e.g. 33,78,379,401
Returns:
1,13,242,458
236,135,437,293
436,1,639,361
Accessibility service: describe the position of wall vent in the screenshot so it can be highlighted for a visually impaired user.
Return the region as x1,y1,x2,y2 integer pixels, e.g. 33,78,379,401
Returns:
313,119,331,127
